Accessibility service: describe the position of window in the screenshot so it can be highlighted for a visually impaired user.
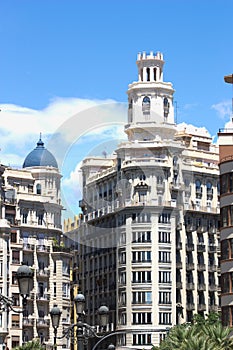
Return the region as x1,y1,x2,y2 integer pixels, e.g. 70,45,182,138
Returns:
37,213,44,225
158,213,171,224
159,251,171,263
132,271,151,283
132,291,152,304
132,231,151,243
11,232,17,243
22,212,28,224
132,212,151,223
159,271,171,283
133,334,152,345
132,251,151,262
62,283,70,298
12,314,20,328
36,184,41,195
12,250,20,264
142,96,151,114
132,312,152,324
159,291,171,304
159,231,171,243
159,312,172,325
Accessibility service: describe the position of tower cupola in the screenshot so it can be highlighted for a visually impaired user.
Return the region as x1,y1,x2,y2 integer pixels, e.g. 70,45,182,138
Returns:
125,51,176,142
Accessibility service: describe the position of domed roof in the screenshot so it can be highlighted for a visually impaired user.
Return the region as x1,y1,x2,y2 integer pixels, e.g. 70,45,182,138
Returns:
23,136,58,169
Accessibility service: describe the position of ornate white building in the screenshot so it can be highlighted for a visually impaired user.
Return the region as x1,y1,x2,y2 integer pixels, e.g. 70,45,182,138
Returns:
77,51,221,349
0,138,71,349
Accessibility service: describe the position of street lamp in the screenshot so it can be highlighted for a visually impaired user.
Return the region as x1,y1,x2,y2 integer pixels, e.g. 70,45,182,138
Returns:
16,264,34,308
50,305,62,349
0,264,33,312
50,292,110,349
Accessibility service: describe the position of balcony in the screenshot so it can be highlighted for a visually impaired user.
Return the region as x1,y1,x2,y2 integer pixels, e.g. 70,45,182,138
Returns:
186,303,195,311
208,264,217,272
23,317,34,326
209,284,218,292
176,281,183,289
176,261,183,269
176,242,182,250
36,318,50,328
36,269,50,278
36,293,50,301
209,304,219,312
197,283,206,291
186,283,195,290
23,244,35,252
36,245,50,253
186,243,194,252
197,244,206,253
197,264,206,271
186,263,195,271
186,225,195,233
208,245,217,253
198,304,206,312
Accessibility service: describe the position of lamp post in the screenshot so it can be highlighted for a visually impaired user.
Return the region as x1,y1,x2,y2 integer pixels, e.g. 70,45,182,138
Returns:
50,292,110,350
50,305,62,349
0,264,33,312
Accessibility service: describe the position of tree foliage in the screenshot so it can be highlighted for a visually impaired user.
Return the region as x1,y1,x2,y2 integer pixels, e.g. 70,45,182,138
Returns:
152,313,233,350
13,340,45,350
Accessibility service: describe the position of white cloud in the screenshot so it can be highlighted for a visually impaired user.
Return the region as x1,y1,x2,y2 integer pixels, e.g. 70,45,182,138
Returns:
212,100,231,120
0,98,127,167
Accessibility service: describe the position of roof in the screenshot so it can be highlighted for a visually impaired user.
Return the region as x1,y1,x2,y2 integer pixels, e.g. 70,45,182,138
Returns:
22,137,58,169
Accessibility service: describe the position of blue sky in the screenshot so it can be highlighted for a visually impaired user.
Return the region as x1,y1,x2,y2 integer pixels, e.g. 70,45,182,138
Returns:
1,0,233,219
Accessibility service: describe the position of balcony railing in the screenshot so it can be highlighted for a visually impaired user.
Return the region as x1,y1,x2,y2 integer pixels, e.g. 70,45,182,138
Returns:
186,263,195,270
36,318,50,327
36,245,50,253
186,283,195,290
197,264,206,271
23,317,34,326
198,304,206,311
197,283,206,291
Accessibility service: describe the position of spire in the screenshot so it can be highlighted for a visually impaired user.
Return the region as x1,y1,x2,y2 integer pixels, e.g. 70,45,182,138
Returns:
37,133,44,148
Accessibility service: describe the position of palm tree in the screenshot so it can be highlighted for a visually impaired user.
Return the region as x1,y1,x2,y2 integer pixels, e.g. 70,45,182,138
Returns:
13,340,44,350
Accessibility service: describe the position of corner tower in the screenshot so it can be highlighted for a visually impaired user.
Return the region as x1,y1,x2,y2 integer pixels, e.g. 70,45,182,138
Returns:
125,51,175,141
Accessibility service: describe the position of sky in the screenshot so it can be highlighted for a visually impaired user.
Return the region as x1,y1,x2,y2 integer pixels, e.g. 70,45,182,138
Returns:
1,0,233,220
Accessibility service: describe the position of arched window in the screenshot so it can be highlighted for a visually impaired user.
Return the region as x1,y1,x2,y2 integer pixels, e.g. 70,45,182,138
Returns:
164,97,169,107
36,184,41,195
142,96,150,106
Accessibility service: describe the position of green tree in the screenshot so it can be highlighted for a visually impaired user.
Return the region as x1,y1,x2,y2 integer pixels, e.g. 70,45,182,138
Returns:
13,340,45,350
153,313,233,350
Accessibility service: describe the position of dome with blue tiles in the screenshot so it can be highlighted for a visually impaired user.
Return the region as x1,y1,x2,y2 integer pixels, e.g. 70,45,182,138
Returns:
23,136,58,169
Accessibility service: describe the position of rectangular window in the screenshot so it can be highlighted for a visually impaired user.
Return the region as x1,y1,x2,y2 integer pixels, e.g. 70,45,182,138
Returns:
159,291,171,304
62,283,70,298
132,312,152,324
132,231,151,243
132,271,151,283
159,312,172,325
12,314,20,328
132,251,151,262
159,271,171,283
159,251,171,263
159,231,171,243
12,250,20,264
133,334,152,345
132,291,152,304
